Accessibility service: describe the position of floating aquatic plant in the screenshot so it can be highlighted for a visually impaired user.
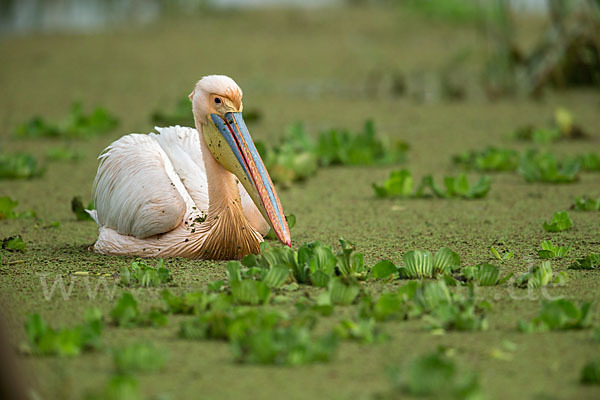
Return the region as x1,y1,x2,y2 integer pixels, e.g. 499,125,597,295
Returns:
518,150,580,183
490,245,514,261
399,247,461,279
543,211,573,232
0,196,36,220
518,299,592,332
452,146,519,172
538,240,572,259
24,308,103,357
389,347,483,399
110,293,167,328
333,318,389,344
581,359,600,384
462,263,513,286
15,102,118,139
572,196,600,211
569,253,600,270
120,259,171,288
516,261,567,288
112,342,167,374
0,152,45,180
374,171,491,199
2,235,26,252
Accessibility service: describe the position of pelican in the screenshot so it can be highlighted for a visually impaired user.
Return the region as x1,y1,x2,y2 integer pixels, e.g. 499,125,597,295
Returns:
88,75,291,260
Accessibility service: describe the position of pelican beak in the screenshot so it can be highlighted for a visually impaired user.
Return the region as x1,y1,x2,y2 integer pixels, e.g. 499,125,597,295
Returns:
210,112,291,247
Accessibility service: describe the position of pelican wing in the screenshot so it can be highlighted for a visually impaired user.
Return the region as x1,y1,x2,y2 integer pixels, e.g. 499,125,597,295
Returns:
93,133,192,238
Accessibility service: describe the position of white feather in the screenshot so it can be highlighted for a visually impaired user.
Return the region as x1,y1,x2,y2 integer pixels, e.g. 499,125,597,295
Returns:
92,125,268,241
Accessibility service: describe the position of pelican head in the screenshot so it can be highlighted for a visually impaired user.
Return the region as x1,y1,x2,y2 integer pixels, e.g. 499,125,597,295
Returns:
189,75,291,247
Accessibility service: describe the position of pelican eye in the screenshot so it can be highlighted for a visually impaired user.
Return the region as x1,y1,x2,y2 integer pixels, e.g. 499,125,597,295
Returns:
214,97,222,104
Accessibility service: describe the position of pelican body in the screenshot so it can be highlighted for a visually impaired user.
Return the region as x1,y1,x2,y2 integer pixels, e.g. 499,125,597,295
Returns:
89,75,291,260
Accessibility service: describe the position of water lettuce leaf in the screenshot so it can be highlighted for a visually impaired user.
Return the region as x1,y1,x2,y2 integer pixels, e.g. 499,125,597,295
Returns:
516,261,567,288
543,211,573,232
581,359,600,384
120,259,171,287
0,152,45,179
24,308,103,357
518,299,592,332
389,347,483,399
369,260,398,279
569,253,600,270
453,146,519,171
572,195,600,211
518,150,580,183
113,342,167,374
110,293,167,328
2,235,26,252
15,102,118,139
538,240,572,259
462,263,512,286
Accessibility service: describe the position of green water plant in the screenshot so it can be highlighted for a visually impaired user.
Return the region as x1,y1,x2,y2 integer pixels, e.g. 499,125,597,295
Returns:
389,347,483,399
256,123,319,187
24,308,103,357
326,277,361,306
518,150,580,183
110,293,167,328
0,196,36,220
316,120,408,166
333,318,388,344
161,289,213,315
572,196,600,211
369,260,398,279
2,235,26,252
424,285,490,332
581,359,600,384
120,259,171,288
538,240,572,259
113,342,166,374
518,299,592,332
0,152,45,179
462,263,513,286
372,169,413,198
452,146,519,172
570,253,600,270
543,211,573,232
490,245,514,261
46,146,83,162
375,171,491,199
516,261,567,288
575,152,600,172
15,102,118,139
231,323,338,366
227,261,272,305
399,247,461,279
71,196,94,221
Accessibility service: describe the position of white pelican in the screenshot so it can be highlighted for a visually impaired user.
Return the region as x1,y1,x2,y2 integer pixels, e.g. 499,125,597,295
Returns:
88,75,291,260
